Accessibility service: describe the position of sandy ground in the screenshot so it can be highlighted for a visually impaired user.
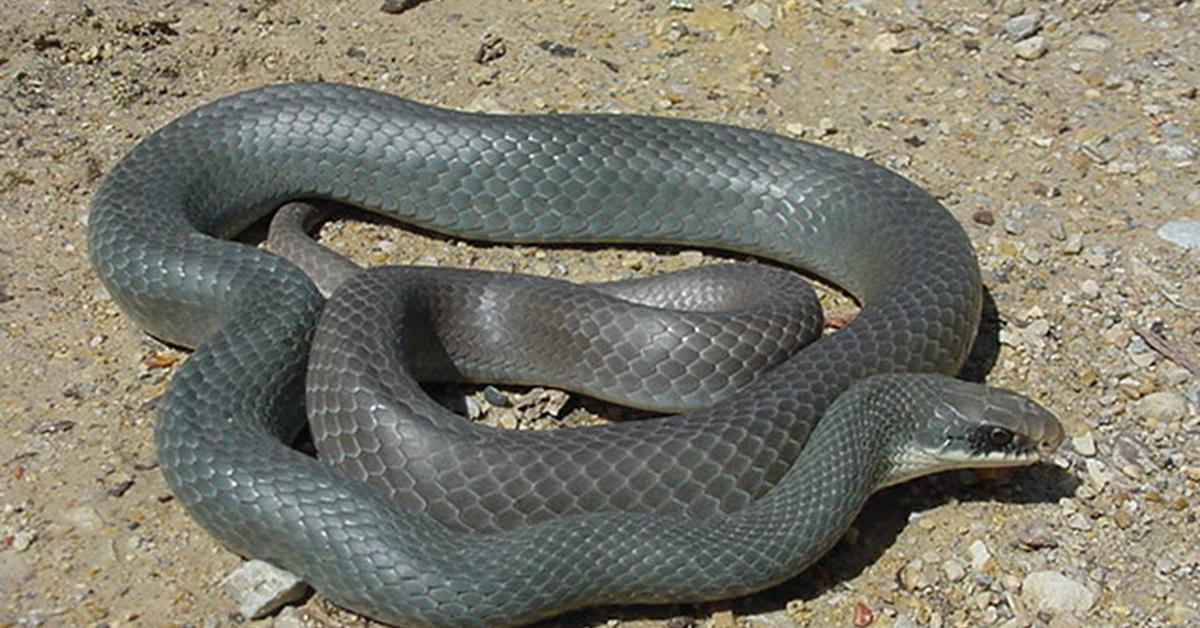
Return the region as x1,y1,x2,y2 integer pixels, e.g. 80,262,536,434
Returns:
1,1,1198,626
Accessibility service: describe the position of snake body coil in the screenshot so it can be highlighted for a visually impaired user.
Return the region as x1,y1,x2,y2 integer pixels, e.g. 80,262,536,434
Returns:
89,83,991,625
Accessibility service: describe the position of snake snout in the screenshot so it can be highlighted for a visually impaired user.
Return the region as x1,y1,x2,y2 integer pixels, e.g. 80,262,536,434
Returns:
936,378,1064,466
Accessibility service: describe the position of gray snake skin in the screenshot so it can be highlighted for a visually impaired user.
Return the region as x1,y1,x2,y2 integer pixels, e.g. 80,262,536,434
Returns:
86,83,1021,625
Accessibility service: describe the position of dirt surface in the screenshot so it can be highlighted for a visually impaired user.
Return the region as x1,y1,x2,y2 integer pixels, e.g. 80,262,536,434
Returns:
2,0,1198,626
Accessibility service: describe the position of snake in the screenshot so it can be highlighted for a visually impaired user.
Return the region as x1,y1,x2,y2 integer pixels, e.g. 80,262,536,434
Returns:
86,82,1064,626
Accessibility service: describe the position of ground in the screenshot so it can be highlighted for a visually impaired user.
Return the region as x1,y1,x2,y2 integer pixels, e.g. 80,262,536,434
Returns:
1,1,1198,627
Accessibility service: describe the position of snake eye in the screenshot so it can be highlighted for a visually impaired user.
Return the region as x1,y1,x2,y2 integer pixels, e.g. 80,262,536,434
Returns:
987,427,1014,448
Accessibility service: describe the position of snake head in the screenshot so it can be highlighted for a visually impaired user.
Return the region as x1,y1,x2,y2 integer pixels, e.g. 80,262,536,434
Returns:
879,375,1064,488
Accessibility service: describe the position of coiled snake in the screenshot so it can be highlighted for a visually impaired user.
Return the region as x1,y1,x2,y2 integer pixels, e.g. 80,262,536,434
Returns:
87,83,1062,626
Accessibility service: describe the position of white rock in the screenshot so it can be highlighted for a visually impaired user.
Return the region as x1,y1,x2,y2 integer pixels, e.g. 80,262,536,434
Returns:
220,560,311,619
743,3,773,30
1157,219,1200,249
1079,279,1100,301
1071,432,1097,456
1014,36,1048,60
942,558,967,582
1084,458,1112,491
60,505,106,531
1022,571,1097,613
1004,13,1041,40
272,607,308,628
1134,391,1189,422
968,540,992,570
1072,33,1112,52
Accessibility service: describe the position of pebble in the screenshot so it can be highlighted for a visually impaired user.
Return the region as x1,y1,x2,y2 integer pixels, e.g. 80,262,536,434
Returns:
482,385,511,407
743,3,773,30
942,558,967,582
1022,571,1097,613
1071,432,1097,456
871,32,921,54
220,560,311,620
1066,512,1093,531
741,609,797,627
61,505,105,531
463,395,484,420
1079,279,1100,301
899,557,935,590
1017,520,1060,550
1156,219,1200,249
1157,143,1197,161
379,0,424,13
272,607,308,628
1059,232,1084,254
1072,33,1112,52
1004,13,1041,41
1084,458,1114,493
1134,391,1189,422
1014,36,1048,60
968,540,992,571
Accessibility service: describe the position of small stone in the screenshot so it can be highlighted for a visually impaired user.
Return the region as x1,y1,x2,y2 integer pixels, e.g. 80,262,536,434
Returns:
464,95,508,114
1004,13,1041,41
1084,459,1113,493
273,607,308,628
942,559,967,582
8,530,35,552
379,0,425,14
1003,218,1025,235
1079,279,1100,301
1014,36,1047,60
1066,512,1092,531
1156,219,1200,249
220,560,311,620
514,388,570,419
783,122,808,137
1113,507,1136,529
1071,432,1096,456
61,506,106,531
968,540,992,571
1072,33,1112,52
1157,143,1197,161
1049,220,1067,240
741,609,798,627
1166,605,1199,625
483,386,511,407
743,3,773,30
1059,232,1084,254
463,396,483,420
972,210,995,226
899,558,934,590
1017,520,1059,550
1022,571,1097,613
1134,391,1188,422
871,32,920,53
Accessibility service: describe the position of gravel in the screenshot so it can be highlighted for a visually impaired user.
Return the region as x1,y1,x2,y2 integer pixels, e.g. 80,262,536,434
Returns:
1,0,1197,626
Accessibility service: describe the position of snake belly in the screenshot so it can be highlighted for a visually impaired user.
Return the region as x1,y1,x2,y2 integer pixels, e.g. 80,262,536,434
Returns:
87,83,982,625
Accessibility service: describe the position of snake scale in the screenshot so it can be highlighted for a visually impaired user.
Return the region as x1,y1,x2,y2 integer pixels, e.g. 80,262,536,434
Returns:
87,83,1061,626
